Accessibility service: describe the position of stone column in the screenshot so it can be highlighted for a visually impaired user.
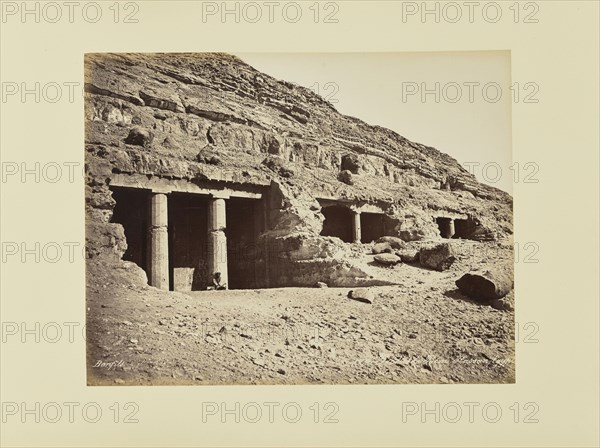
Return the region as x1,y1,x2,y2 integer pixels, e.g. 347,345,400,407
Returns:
448,219,456,239
352,210,362,243
147,192,169,290
207,195,228,289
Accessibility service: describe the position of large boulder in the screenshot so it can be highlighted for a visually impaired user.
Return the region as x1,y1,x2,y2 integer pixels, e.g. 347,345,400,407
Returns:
396,249,419,263
455,270,513,301
419,242,456,271
374,253,401,266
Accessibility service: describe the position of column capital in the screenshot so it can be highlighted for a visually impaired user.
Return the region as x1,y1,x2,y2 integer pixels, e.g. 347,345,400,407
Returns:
209,192,230,200
151,188,171,195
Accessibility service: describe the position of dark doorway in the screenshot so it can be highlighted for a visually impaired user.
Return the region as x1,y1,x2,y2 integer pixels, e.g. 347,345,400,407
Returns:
168,193,209,291
436,217,454,239
453,218,478,239
321,206,353,243
226,198,264,290
110,187,149,274
361,212,386,243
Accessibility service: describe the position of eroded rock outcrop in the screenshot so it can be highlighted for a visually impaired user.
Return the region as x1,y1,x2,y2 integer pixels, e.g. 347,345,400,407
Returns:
84,53,513,289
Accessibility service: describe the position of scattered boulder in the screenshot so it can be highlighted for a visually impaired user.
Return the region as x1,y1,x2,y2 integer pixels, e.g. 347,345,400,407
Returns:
124,126,154,147
338,170,354,185
419,242,456,271
455,270,513,302
348,288,374,304
397,249,419,263
315,282,328,288
372,242,393,254
374,253,401,266
376,236,406,250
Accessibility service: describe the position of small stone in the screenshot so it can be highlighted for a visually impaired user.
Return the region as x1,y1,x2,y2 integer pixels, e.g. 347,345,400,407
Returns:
348,289,374,304
114,378,125,384
374,253,401,266
252,358,265,367
277,368,286,375
205,335,220,344
129,338,138,344
315,281,328,288
122,320,132,326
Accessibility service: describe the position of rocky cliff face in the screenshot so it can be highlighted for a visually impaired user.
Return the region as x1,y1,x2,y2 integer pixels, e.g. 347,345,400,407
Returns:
84,53,512,287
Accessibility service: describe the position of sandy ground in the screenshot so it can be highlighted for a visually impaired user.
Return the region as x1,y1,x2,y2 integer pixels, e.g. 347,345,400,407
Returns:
86,240,514,385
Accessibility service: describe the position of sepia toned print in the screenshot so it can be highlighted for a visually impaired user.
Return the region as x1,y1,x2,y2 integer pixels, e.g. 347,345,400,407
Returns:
85,53,514,385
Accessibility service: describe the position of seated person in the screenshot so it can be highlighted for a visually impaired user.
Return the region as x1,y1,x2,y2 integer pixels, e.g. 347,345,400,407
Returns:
207,272,227,290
